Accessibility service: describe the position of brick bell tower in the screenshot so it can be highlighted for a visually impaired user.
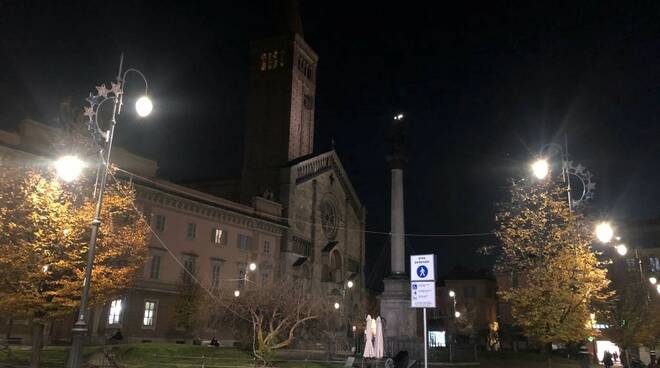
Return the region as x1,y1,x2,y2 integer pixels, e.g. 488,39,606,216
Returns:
241,0,319,203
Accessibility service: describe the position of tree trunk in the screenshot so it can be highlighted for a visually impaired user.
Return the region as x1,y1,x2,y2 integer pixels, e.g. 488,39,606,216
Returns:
30,322,44,368
6,317,13,340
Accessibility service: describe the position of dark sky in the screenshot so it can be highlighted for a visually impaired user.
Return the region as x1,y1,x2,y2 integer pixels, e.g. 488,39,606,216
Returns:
2,1,660,288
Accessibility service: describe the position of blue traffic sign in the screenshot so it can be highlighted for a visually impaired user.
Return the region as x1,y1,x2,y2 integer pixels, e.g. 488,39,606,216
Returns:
416,265,429,278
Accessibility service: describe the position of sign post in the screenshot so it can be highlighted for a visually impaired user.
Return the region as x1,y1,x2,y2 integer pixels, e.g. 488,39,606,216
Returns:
410,254,435,368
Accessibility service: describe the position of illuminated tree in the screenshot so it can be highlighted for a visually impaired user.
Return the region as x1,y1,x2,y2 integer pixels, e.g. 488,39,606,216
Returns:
215,280,330,365
0,159,149,367
493,177,610,346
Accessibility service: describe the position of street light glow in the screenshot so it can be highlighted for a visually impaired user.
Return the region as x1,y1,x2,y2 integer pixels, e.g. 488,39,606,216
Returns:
595,222,614,243
334,302,340,310
248,262,257,271
650,277,657,285
234,290,240,297
448,290,455,298
454,311,461,318
135,96,153,117
55,155,84,182
531,159,549,179
615,244,628,256
657,284,660,294
347,280,354,288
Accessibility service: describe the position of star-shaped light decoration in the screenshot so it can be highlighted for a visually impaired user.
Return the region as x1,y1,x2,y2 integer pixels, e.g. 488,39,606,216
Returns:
83,106,96,119
110,81,122,95
96,84,109,97
86,93,100,106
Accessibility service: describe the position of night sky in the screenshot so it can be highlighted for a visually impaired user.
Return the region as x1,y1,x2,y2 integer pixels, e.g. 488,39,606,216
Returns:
2,1,660,289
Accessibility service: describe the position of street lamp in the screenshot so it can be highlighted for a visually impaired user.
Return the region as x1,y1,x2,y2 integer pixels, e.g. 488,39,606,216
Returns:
615,244,628,256
249,262,257,272
135,96,153,117
530,140,595,211
234,290,240,297
55,155,85,183
347,280,354,288
454,311,461,318
334,302,340,310
596,222,614,243
67,54,151,368
531,159,549,180
650,277,657,285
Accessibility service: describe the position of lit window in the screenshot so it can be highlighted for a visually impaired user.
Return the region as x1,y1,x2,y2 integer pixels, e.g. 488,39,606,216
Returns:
263,240,270,254
211,262,221,288
142,301,157,327
108,299,123,325
260,53,267,71
150,255,161,279
186,223,196,240
238,234,250,250
649,256,660,272
154,215,166,232
212,228,226,245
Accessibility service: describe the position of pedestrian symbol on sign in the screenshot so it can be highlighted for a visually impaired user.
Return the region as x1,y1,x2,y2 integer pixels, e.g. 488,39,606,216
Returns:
416,265,428,278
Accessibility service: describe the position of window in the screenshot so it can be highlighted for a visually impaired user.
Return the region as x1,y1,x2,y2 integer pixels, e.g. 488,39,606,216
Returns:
464,286,477,298
649,256,660,272
182,255,196,285
263,240,270,254
108,299,123,325
154,214,166,232
261,272,269,286
186,223,196,240
211,262,221,288
238,268,246,288
626,258,637,272
212,228,227,245
238,234,250,251
260,53,267,71
149,254,161,279
142,300,157,328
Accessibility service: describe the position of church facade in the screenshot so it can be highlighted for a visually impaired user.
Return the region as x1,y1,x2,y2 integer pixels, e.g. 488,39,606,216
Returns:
0,5,366,345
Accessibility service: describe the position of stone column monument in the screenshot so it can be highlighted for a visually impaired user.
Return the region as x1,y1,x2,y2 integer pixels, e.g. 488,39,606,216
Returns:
379,114,417,338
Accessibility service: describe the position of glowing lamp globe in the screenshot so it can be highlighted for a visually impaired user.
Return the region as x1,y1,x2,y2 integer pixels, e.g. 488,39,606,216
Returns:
650,277,657,285
135,96,153,117
448,290,456,298
233,290,240,297
454,311,461,318
657,284,660,295
55,155,84,182
615,244,628,256
249,262,257,271
531,159,549,179
334,302,340,310
347,280,354,288
595,222,614,243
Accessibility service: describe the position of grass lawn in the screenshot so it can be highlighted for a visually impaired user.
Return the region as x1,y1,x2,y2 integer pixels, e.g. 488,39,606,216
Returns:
0,343,342,368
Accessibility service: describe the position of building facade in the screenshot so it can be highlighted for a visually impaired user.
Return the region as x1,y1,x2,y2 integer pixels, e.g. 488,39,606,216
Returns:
0,4,366,345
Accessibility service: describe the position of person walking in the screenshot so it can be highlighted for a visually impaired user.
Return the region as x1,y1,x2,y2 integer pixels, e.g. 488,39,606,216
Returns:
603,351,614,368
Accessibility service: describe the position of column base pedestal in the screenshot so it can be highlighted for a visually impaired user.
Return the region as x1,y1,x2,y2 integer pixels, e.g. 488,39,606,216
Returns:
379,274,417,338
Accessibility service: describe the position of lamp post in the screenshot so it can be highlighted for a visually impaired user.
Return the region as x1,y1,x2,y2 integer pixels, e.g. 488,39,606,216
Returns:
67,54,151,368
530,138,595,211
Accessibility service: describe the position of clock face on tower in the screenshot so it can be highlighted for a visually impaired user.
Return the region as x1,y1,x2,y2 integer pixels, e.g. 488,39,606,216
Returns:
320,197,338,240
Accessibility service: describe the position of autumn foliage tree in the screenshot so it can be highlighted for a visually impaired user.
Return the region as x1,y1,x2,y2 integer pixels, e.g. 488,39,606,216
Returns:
0,158,149,366
493,176,610,346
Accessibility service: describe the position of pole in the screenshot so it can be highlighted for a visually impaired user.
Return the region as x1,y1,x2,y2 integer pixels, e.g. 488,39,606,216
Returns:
423,308,428,368
67,53,123,368
634,249,650,304
563,134,573,211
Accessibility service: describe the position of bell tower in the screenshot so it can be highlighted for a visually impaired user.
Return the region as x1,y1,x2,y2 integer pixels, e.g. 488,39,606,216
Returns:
241,0,318,203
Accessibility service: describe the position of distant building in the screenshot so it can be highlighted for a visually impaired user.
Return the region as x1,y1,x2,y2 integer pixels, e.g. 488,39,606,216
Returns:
0,1,366,345
423,269,498,347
